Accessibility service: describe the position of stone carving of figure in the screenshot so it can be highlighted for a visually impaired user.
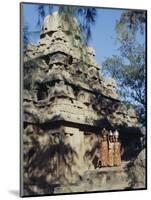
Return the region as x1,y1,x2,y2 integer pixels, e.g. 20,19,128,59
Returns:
67,85,75,99
53,80,66,96
108,130,114,167
100,128,109,167
85,47,97,66
104,78,119,99
88,67,98,80
114,130,121,166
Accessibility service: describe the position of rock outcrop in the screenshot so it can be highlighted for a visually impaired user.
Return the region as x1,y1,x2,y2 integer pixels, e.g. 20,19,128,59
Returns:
128,149,146,189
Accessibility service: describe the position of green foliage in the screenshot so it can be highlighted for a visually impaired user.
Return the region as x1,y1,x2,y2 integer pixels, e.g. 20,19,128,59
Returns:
116,10,146,42
23,4,97,71
37,5,54,26
76,7,97,44
102,10,146,125
24,5,97,46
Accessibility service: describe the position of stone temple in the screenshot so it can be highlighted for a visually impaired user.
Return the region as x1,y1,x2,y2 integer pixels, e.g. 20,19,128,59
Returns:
22,12,144,195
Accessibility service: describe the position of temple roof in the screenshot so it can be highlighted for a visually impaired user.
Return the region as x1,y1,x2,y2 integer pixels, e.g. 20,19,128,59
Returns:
40,12,80,36
23,12,139,128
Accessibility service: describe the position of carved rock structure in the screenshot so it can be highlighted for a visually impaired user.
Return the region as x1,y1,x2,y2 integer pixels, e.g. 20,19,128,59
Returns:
23,12,143,195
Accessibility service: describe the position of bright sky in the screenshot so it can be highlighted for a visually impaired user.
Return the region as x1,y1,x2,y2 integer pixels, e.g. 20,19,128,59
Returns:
22,3,124,67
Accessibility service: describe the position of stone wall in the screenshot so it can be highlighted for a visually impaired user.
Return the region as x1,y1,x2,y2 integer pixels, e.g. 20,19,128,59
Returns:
22,12,144,195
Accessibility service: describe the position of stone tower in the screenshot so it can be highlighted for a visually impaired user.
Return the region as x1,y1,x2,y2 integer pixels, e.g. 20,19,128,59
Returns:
23,12,142,194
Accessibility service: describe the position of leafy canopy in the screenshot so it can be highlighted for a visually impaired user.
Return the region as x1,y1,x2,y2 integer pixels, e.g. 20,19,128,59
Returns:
24,5,97,46
102,10,146,125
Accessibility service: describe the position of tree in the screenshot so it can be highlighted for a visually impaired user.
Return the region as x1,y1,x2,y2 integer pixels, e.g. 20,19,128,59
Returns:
102,10,146,125
23,4,97,46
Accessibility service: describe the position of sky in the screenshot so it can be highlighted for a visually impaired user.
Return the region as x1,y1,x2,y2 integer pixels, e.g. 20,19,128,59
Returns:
22,3,146,124
89,8,122,66
22,3,124,67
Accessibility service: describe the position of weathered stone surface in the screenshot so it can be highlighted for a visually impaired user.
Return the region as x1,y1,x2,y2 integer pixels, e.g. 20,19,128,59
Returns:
52,166,130,194
128,149,146,189
23,12,144,195
40,12,80,36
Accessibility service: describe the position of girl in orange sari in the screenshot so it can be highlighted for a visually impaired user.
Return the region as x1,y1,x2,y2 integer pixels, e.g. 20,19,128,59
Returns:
114,130,121,166
100,128,109,167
